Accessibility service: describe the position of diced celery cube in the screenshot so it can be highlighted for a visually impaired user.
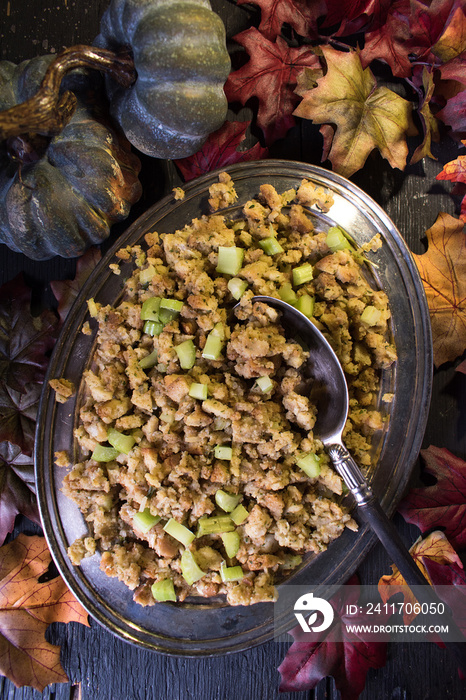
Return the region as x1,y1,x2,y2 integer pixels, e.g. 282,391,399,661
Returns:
214,445,232,460
220,562,244,582
296,452,321,478
259,236,284,255
278,283,298,305
227,277,248,300
189,382,208,400
180,549,205,585
175,339,196,369
221,531,241,558
91,445,119,462
133,508,161,533
202,326,224,360
144,320,163,336
360,305,382,326
139,265,156,286
256,375,274,393
107,428,136,455
163,518,195,546
196,515,235,537
215,489,241,512
292,263,314,286
140,296,161,321
230,504,249,525
158,298,184,324
295,294,315,318
326,226,353,252
139,349,158,369
281,554,303,570
216,246,245,276
151,578,177,602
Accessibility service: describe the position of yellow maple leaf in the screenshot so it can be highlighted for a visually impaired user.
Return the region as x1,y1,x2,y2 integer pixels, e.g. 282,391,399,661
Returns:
293,45,416,178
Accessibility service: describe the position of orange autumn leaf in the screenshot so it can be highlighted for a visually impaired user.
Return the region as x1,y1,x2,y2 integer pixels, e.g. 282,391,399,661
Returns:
412,211,466,367
0,533,89,691
378,531,462,624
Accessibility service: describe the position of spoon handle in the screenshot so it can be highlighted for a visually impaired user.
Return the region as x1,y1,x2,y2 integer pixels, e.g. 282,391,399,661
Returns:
327,442,466,673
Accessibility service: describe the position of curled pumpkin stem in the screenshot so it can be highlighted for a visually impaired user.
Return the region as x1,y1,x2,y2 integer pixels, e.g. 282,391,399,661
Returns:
0,45,136,141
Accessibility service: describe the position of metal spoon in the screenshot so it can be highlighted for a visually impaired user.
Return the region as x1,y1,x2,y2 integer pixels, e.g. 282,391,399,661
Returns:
250,295,466,666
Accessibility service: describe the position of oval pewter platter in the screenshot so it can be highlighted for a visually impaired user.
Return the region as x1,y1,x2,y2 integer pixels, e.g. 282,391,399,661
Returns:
35,160,432,655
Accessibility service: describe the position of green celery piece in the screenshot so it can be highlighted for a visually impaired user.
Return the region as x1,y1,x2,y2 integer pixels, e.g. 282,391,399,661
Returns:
107,428,136,455
216,246,245,276
188,382,208,400
220,563,244,582
163,518,195,546
295,294,315,318
278,283,298,305
221,531,241,558
292,263,314,286
133,508,161,533
230,504,249,525
215,489,241,512
144,320,163,336
158,298,184,324
140,296,161,321
91,445,119,462
326,226,352,252
180,549,205,585
202,325,225,360
139,349,158,369
196,514,235,537
151,578,177,602
256,375,273,393
296,452,321,478
139,264,156,286
214,445,232,460
361,305,382,326
259,236,284,255
175,339,196,369
227,277,248,300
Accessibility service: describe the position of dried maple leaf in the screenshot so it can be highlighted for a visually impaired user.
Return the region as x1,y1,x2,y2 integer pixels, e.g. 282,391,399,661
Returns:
412,211,466,367
358,0,414,78
0,533,88,691
225,28,320,144
432,3,466,63
50,247,101,325
323,0,392,36
398,446,466,550
174,120,268,182
278,575,388,700
437,89,466,137
378,531,463,623
293,45,416,178
410,67,440,164
235,0,325,40
0,274,58,394
0,443,39,545
408,0,456,59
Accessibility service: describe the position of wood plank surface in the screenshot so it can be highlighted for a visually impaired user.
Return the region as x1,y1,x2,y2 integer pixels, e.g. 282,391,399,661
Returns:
1,1,465,698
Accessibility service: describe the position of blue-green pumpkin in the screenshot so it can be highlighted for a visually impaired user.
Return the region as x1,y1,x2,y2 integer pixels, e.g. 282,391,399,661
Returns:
0,55,142,260
95,0,231,158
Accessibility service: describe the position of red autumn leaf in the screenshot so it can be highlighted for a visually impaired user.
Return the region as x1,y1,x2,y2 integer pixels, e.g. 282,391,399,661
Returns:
0,274,58,394
439,51,466,84
398,446,466,550
358,0,414,78
0,533,89,691
432,2,466,63
408,0,456,59
278,575,388,699
0,443,39,544
378,531,463,623
437,89,466,137
50,247,102,325
224,27,320,144
235,0,325,40
412,211,466,366
323,0,392,36
174,120,268,182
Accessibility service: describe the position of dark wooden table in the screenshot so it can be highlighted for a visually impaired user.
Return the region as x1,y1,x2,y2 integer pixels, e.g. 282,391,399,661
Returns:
1,1,465,698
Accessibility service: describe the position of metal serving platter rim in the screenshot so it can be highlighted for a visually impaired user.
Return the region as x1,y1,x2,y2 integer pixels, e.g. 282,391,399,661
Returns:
35,159,432,656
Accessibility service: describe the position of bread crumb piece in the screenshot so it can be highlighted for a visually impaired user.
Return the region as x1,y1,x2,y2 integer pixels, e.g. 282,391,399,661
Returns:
173,186,185,200
68,537,96,564
49,378,75,403
82,321,92,335
382,393,394,403
109,263,121,275
54,450,70,467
